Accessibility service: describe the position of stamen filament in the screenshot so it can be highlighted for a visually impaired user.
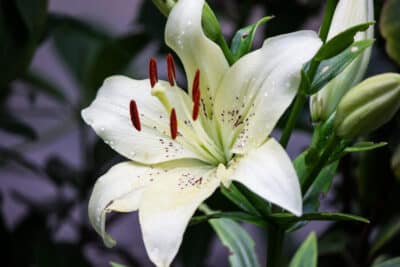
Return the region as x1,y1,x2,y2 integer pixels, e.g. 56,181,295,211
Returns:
149,58,158,88
170,108,178,140
129,100,141,131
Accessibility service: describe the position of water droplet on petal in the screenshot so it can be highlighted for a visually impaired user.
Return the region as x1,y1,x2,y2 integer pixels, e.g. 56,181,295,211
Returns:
351,46,359,53
323,66,330,73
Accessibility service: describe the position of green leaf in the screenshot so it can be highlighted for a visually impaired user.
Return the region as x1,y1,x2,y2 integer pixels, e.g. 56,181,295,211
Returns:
49,14,109,85
110,262,128,267
372,257,400,267
210,218,261,267
221,184,260,215
294,144,339,214
230,16,273,62
380,0,400,66
191,211,266,227
344,141,387,153
270,212,369,225
83,33,149,104
0,110,37,140
21,70,67,103
303,161,339,212
0,147,42,174
314,22,374,61
289,232,318,267
318,230,348,256
0,0,48,86
236,182,272,216
307,39,374,94
370,217,400,256
15,0,48,36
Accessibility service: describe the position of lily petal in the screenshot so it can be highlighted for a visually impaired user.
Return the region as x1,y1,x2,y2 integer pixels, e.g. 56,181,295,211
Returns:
88,161,163,247
229,138,302,216
82,75,211,164
139,164,219,267
213,31,322,155
165,0,229,110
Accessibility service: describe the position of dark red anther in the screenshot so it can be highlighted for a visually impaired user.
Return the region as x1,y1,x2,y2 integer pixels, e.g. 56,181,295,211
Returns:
192,88,201,121
192,69,200,102
129,100,141,131
149,57,158,88
170,108,178,140
167,53,176,86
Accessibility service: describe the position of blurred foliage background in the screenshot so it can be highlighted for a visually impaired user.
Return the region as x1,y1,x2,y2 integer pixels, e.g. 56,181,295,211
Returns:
0,0,399,266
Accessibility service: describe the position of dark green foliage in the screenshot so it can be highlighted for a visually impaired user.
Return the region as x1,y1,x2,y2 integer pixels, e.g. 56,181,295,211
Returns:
1,1,399,267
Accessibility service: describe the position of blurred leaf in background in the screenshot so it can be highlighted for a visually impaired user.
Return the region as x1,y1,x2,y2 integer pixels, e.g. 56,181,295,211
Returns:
380,0,400,66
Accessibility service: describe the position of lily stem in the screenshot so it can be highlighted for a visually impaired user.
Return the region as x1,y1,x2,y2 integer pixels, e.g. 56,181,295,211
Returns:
319,0,339,42
279,92,306,148
266,224,284,267
279,0,338,148
301,134,340,194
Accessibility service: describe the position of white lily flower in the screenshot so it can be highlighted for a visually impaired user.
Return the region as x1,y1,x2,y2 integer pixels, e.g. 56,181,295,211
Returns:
310,0,374,122
81,0,322,266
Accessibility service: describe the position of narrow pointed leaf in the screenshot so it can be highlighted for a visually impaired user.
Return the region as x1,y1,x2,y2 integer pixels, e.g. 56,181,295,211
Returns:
21,70,67,103
0,111,37,140
270,212,369,224
230,16,273,62
191,211,266,226
307,39,374,94
344,141,387,153
314,22,374,61
289,232,318,267
210,218,261,267
370,217,400,256
380,0,400,66
372,257,400,267
221,184,260,215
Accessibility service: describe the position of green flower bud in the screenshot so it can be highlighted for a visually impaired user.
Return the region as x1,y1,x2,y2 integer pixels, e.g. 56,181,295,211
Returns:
310,0,374,122
334,73,400,138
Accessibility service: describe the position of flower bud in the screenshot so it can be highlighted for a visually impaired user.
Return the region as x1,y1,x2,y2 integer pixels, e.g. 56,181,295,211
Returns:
334,73,400,138
310,0,374,122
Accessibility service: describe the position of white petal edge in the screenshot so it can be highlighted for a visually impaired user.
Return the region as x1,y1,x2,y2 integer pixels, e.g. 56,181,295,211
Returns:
165,0,229,101
213,31,322,154
139,165,220,267
88,161,162,247
81,76,207,164
228,138,302,216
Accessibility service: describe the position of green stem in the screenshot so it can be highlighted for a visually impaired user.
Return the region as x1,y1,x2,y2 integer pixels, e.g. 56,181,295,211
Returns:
279,92,306,148
301,134,340,194
319,0,339,42
279,0,338,147
216,34,234,65
266,225,284,267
